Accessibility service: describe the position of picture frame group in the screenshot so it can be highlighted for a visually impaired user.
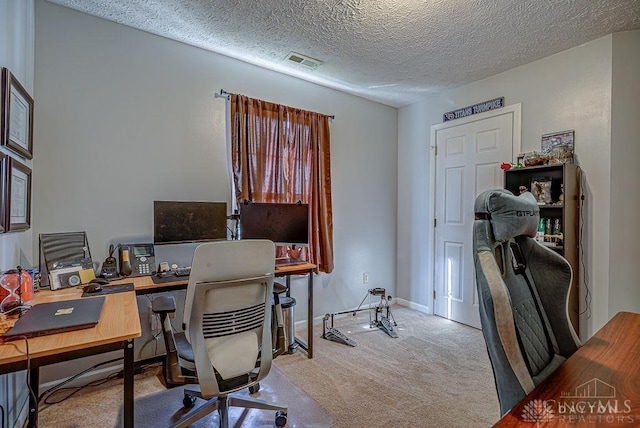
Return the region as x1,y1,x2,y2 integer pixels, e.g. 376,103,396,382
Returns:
0,67,34,233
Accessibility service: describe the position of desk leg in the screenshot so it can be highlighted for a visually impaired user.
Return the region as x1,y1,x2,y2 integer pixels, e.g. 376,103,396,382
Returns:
124,339,134,428
289,270,314,359
28,367,39,427
307,272,313,358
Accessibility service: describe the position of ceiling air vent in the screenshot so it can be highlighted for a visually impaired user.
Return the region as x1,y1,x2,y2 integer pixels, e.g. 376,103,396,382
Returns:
286,52,323,69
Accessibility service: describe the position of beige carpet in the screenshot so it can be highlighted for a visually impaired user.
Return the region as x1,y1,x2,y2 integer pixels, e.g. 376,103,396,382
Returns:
38,306,501,427
273,306,501,427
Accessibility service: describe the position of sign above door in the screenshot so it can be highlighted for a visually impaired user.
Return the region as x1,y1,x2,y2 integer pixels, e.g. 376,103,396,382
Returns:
443,97,505,122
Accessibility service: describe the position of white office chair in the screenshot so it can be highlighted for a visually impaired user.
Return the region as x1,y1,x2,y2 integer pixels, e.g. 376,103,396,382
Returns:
154,240,287,428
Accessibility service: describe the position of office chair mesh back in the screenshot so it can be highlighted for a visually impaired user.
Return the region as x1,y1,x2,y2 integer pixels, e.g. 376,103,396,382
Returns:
202,303,265,340
190,278,271,391
473,189,580,415
184,240,276,397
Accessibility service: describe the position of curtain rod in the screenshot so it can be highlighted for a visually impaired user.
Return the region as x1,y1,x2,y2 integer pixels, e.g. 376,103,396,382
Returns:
214,89,232,100
214,89,334,121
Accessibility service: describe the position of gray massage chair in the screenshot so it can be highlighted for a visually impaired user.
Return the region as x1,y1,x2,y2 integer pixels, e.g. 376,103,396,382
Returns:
472,188,581,415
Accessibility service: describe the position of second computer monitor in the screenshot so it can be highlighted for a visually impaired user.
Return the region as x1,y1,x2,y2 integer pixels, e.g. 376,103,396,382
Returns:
239,202,309,246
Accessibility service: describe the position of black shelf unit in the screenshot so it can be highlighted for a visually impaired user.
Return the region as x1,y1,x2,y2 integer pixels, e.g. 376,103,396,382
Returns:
505,163,581,333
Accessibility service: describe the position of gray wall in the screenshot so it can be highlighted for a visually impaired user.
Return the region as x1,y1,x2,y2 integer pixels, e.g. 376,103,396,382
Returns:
33,1,398,326
0,2,35,427
398,33,640,339
5,1,637,425
31,0,398,405
609,30,640,315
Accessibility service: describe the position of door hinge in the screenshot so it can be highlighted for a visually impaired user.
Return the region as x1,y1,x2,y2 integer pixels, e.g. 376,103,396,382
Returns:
433,290,436,300
434,218,437,227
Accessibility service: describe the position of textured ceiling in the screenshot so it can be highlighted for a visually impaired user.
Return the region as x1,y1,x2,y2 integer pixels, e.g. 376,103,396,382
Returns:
46,0,640,107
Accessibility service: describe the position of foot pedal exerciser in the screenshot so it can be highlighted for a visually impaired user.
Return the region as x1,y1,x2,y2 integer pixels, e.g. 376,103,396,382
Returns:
366,288,398,338
379,315,398,338
322,287,399,346
322,316,357,347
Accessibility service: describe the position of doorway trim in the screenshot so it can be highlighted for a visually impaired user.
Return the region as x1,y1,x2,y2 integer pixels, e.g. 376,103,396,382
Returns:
427,103,521,315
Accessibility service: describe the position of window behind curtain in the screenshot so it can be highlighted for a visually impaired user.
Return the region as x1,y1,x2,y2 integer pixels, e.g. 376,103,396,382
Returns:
229,94,334,273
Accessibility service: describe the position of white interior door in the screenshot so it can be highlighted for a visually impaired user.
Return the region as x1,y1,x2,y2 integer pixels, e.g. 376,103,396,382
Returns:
431,106,520,328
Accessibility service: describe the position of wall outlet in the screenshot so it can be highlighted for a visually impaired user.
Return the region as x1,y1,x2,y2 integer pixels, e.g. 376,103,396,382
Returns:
363,272,369,284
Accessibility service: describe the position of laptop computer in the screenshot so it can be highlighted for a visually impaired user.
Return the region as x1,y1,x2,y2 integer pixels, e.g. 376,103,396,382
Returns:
2,296,105,341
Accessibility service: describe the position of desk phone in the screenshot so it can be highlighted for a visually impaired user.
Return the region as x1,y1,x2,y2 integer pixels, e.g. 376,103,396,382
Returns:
120,244,155,276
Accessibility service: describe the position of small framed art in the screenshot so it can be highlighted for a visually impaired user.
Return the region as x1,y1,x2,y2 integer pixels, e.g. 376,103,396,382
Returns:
542,130,574,164
531,176,552,205
1,68,34,159
6,156,32,231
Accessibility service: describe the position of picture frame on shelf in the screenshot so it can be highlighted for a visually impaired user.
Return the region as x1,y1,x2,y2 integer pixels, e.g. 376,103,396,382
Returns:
1,67,34,159
531,176,552,205
0,152,7,233
541,130,574,164
6,156,32,232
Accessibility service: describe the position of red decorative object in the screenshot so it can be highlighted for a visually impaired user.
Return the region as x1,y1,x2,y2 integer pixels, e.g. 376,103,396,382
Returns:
0,268,34,313
500,162,512,170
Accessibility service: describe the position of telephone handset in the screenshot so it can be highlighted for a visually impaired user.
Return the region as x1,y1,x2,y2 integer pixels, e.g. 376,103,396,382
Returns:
100,244,119,279
119,243,155,277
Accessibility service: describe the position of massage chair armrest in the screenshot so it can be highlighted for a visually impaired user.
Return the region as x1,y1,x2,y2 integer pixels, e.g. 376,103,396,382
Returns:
151,294,177,314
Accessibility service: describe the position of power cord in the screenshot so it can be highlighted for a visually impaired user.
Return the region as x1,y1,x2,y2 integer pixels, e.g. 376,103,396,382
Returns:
39,356,123,404
578,169,591,320
1,403,5,428
40,359,163,407
139,296,165,359
19,336,38,425
42,370,122,405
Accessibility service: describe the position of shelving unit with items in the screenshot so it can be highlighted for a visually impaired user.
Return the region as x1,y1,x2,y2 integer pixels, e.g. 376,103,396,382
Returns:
504,163,581,333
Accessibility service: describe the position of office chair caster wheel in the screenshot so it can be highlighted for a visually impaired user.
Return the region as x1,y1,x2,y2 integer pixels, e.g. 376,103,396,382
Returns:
249,383,260,394
275,411,287,427
183,394,196,409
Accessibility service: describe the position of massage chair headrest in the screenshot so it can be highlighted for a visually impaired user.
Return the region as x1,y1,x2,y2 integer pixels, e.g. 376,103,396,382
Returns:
474,189,539,243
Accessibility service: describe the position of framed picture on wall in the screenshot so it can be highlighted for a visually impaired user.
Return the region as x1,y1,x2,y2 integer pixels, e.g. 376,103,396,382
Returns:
541,130,574,155
0,152,7,233
6,156,32,232
1,67,34,159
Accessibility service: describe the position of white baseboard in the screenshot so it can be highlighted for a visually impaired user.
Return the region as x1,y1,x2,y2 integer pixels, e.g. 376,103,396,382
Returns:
394,297,431,314
292,298,399,330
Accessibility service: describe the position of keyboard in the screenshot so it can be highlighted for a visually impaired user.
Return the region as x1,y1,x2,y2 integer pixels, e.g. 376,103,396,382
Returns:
174,266,191,277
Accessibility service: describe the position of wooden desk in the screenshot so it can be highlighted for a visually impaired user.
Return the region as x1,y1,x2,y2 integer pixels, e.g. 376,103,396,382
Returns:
0,288,141,428
495,311,640,427
112,262,317,358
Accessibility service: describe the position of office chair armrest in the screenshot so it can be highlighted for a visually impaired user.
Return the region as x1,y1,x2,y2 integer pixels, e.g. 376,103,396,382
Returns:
151,295,177,314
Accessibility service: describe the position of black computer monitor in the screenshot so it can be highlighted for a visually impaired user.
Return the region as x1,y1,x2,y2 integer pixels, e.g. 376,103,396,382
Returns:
239,202,309,246
153,201,227,245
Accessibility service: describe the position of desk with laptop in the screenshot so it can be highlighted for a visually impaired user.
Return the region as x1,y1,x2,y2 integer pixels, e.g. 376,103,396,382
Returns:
0,201,318,426
0,287,140,428
0,258,315,427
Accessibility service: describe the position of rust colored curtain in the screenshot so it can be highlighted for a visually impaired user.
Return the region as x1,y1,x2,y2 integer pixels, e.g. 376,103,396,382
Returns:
230,94,334,273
